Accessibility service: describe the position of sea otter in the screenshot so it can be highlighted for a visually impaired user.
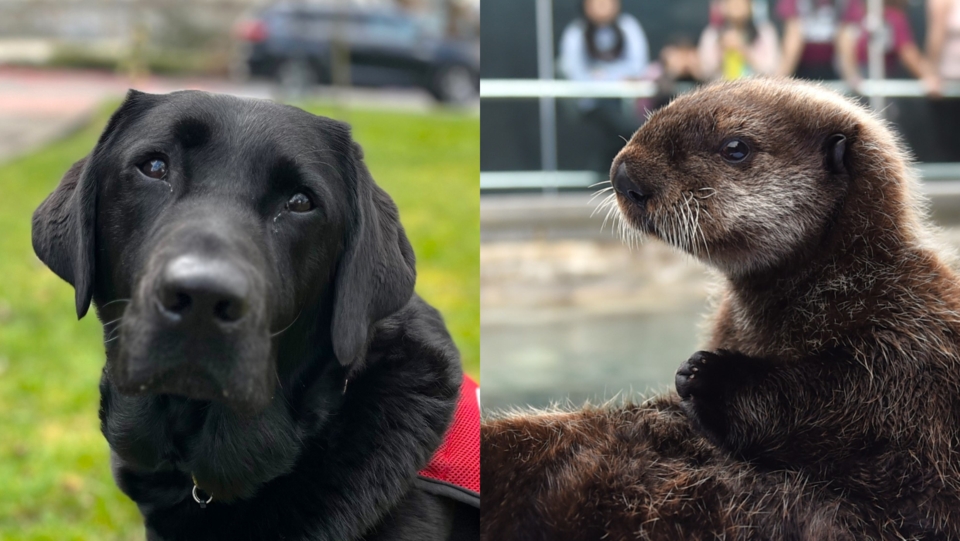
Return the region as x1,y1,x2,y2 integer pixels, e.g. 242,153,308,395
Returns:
481,78,960,539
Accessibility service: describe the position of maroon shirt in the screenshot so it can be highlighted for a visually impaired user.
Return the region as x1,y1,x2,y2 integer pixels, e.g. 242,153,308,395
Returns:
854,6,916,73
776,0,864,65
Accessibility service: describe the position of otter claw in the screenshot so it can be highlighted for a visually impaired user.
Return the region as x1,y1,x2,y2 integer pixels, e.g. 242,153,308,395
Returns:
676,351,722,400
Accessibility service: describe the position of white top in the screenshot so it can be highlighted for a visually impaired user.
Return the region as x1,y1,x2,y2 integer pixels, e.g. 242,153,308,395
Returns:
941,0,960,79
559,14,650,81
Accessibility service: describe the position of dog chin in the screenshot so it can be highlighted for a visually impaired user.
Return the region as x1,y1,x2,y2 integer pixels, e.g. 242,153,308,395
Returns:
111,323,276,414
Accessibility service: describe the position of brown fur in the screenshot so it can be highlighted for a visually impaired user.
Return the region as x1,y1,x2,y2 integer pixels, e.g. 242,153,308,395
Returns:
482,397,871,540
481,79,960,539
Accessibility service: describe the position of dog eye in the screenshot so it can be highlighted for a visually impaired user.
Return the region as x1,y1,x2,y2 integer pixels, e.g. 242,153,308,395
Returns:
720,139,750,163
286,193,314,213
139,158,168,179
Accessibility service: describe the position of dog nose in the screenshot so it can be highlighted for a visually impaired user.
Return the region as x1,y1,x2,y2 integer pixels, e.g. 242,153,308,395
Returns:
157,256,250,324
612,162,649,206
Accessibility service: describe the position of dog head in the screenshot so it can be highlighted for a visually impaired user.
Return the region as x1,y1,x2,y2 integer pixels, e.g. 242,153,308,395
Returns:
33,90,416,413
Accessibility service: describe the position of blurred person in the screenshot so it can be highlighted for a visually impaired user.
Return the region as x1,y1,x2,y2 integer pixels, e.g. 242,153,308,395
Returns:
924,0,960,160
396,0,445,36
559,0,650,83
698,0,779,80
660,36,702,82
446,0,480,40
837,0,928,93
926,0,960,95
775,0,864,79
558,0,651,145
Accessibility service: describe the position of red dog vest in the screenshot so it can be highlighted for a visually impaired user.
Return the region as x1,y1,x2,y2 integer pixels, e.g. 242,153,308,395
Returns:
417,375,480,508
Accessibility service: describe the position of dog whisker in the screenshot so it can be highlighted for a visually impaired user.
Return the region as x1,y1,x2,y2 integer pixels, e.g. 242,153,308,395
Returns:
271,307,304,338
101,317,125,329
99,298,132,309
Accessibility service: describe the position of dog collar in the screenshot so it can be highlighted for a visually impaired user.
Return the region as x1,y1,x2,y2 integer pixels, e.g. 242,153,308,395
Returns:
189,376,349,509
192,474,213,508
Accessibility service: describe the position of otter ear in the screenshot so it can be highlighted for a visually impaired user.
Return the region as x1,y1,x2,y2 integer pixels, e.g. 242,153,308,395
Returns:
331,141,417,367
826,133,847,175
31,89,154,319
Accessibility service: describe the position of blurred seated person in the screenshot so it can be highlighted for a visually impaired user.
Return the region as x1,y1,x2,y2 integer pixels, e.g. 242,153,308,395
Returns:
776,0,863,79
660,36,702,82
837,0,928,93
923,0,960,160
926,0,960,95
559,0,649,83
559,0,651,141
699,0,779,80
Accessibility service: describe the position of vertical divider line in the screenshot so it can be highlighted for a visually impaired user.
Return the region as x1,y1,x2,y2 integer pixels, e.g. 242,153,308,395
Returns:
536,0,558,193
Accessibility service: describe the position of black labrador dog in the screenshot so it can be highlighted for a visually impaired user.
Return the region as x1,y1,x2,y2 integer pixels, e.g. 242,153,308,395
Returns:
31,90,478,540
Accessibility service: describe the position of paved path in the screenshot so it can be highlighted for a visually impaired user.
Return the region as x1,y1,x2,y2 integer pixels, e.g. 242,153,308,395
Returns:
0,66,451,164
0,67,277,163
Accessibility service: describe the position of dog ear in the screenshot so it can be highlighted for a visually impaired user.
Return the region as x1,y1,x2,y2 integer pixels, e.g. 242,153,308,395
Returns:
32,156,96,318
331,141,416,366
32,89,151,319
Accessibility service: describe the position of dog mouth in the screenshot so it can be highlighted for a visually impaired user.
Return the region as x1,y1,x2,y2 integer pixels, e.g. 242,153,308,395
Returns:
114,358,223,401
110,313,276,413
107,254,277,413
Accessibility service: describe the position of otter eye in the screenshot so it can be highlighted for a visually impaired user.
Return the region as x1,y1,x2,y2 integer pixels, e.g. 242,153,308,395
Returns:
139,158,168,179
720,139,750,163
286,193,314,213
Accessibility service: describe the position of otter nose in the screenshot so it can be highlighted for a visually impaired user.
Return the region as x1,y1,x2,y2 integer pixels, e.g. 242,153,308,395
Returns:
612,162,649,206
156,256,250,325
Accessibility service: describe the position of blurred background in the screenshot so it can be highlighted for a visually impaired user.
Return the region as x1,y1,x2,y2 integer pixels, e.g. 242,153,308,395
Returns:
0,0,477,538
480,0,960,411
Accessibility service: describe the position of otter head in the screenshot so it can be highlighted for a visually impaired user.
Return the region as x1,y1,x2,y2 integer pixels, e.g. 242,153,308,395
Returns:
606,78,908,278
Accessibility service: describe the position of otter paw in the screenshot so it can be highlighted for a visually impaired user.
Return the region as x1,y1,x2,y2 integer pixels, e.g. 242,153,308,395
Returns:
676,350,751,447
675,350,725,400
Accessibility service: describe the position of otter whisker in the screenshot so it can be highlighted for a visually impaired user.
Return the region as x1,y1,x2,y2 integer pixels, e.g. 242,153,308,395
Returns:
671,193,690,254
591,197,609,220
588,186,615,206
682,193,695,255
614,209,626,244
696,187,717,199
587,180,612,189
693,195,710,259
673,198,685,251
626,213,643,249
615,208,634,249
688,192,700,256
601,195,620,232
670,198,683,252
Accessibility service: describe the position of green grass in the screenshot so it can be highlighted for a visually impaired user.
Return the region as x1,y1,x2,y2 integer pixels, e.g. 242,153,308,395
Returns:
0,103,478,539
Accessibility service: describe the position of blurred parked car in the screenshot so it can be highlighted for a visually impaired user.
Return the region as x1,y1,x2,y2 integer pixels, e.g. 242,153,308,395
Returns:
234,3,479,104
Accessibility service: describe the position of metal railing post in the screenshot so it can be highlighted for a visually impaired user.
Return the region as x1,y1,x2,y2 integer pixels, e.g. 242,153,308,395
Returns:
535,0,558,190
866,0,886,114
